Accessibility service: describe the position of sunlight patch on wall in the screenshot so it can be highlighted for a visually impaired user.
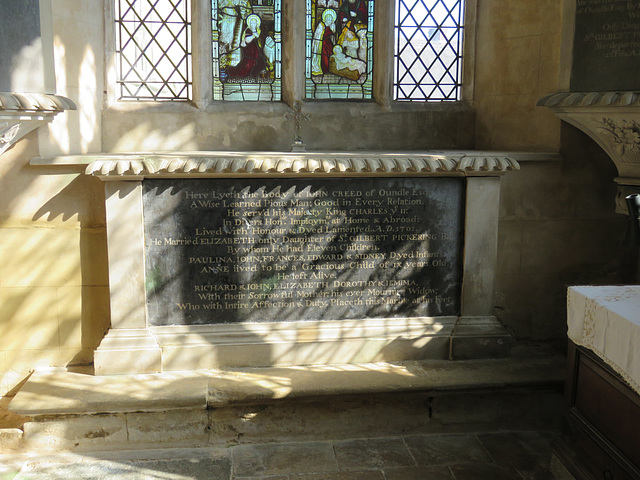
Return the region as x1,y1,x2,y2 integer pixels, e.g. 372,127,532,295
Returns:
47,37,70,153
79,46,97,152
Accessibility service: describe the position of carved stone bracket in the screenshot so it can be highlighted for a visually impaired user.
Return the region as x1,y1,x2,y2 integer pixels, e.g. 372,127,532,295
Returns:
0,92,76,156
538,91,640,213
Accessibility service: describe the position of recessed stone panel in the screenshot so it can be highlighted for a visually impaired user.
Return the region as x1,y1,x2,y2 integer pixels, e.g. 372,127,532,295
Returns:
143,178,464,326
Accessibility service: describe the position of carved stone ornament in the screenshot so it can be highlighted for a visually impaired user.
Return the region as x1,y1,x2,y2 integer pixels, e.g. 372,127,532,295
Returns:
72,152,521,180
596,118,640,165
0,92,76,156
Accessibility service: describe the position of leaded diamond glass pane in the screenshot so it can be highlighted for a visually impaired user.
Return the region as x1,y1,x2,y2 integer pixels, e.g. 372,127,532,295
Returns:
116,0,192,101
212,0,282,102
305,0,374,100
395,0,464,102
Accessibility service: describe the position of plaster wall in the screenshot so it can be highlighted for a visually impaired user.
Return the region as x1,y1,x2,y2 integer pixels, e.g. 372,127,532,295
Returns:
0,132,110,395
0,0,632,395
474,0,564,152
102,102,475,152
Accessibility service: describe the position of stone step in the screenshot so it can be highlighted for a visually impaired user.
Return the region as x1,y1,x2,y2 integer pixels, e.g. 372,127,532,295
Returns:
1,344,565,453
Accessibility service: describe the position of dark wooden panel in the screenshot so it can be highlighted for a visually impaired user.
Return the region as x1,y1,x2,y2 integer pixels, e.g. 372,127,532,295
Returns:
571,418,636,480
555,342,640,480
574,351,640,466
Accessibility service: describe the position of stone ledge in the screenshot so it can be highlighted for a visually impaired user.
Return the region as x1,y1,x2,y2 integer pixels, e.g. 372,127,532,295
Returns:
7,344,564,418
0,92,76,157
1,345,565,452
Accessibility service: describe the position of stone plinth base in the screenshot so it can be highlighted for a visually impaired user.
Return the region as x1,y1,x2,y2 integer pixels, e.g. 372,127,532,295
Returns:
6,345,562,452
94,328,162,375
95,316,510,374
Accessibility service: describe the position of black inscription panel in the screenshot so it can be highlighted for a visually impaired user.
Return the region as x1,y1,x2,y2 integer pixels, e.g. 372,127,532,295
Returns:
571,0,640,91
143,178,464,326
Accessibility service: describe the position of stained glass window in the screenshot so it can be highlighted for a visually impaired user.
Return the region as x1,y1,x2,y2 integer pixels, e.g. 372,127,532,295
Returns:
212,0,282,101
305,0,374,100
395,0,465,101
116,0,192,101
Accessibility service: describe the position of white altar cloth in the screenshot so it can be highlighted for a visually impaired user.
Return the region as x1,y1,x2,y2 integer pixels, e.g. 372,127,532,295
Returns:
568,285,640,395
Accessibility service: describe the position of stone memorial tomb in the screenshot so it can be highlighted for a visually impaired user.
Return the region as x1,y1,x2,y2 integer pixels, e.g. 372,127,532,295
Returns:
42,151,520,374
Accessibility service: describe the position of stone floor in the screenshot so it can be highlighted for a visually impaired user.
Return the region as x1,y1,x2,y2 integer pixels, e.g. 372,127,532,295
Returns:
1,430,556,479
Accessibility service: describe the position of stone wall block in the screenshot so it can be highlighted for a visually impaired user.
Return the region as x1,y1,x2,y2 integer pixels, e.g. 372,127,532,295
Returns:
22,414,128,452
126,410,209,446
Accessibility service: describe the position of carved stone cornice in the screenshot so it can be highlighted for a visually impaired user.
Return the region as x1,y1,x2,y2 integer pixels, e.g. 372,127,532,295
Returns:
538,91,640,180
30,151,520,180
0,92,76,156
538,91,640,108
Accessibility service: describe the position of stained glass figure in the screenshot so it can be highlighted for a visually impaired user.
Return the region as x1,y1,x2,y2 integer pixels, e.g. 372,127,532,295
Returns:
306,0,374,100
212,0,281,101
